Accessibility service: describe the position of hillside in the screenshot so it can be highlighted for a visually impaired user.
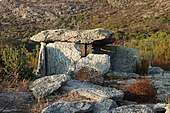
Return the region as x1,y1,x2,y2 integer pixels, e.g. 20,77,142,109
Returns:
0,0,170,69
0,1,170,112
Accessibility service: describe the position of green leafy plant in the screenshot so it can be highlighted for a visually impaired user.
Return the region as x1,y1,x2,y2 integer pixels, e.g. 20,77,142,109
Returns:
0,46,34,82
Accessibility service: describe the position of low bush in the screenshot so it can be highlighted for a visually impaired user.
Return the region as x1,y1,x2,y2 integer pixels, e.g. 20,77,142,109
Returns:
0,46,34,83
120,78,157,103
76,67,103,85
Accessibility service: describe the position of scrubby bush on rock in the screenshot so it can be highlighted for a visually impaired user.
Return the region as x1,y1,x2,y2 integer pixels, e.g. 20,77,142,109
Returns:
120,78,157,103
76,67,103,85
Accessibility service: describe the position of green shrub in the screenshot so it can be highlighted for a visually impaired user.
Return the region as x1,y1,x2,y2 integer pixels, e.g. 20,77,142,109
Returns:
0,46,34,81
135,58,150,75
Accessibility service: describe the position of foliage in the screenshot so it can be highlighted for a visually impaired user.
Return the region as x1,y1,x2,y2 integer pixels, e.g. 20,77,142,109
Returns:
123,31,170,70
135,58,150,75
29,45,40,72
120,78,157,103
0,46,34,82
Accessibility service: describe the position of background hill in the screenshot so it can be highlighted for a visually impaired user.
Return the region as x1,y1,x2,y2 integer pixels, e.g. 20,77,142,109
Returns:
0,0,170,70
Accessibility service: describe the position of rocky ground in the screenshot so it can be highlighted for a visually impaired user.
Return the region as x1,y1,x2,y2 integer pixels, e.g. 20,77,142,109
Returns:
1,28,170,113
0,67,170,113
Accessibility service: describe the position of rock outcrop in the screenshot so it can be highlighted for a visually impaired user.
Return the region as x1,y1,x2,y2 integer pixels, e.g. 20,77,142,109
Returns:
42,101,92,113
30,28,141,76
29,74,70,98
29,28,159,113
61,80,124,101
30,28,115,44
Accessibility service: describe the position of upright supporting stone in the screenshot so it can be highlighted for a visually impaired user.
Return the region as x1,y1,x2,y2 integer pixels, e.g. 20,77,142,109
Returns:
46,42,81,76
37,42,46,77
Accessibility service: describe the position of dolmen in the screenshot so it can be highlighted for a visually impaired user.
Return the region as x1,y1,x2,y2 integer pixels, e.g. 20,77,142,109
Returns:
30,28,140,77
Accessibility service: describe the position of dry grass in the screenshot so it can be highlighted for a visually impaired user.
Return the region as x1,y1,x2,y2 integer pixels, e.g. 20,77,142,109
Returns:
119,78,157,103
30,90,95,113
0,79,30,92
31,99,50,113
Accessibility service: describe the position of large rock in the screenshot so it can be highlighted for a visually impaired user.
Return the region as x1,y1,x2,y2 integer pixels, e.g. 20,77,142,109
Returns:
76,54,110,75
94,46,140,73
46,42,81,75
30,28,115,44
111,105,155,113
29,74,70,98
0,92,34,113
61,80,124,101
93,97,118,113
146,67,170,101
41,101,92,113
36,42,46,77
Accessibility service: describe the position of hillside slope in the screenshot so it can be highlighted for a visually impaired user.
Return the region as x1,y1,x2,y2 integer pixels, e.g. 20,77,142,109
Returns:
0,0,170,70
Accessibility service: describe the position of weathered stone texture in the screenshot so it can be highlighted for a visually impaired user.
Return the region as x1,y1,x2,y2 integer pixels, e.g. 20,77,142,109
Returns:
30,28,115,44
46,42,81,75
94,46,140,73
29,74,70,98
111,105,155,113
36,42,46,77
42,101,92,113
61,80,124,101
94,97,118,113
76,54,110,75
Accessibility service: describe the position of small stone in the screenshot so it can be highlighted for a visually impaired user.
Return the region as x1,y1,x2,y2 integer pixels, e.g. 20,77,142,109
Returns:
93,97,118,113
